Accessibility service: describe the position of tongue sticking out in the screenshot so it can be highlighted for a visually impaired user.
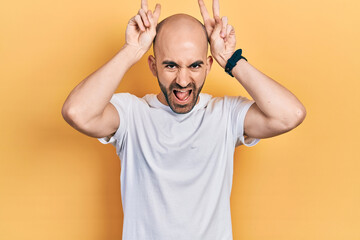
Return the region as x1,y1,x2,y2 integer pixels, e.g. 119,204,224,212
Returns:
174,90,190,101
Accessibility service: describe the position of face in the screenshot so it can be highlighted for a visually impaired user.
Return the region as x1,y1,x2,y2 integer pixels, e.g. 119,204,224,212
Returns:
155,59,207,114
148,17,212,114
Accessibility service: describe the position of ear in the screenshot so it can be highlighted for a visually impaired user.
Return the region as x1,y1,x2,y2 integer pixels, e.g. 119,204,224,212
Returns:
205,55,213,75
148,55,157,77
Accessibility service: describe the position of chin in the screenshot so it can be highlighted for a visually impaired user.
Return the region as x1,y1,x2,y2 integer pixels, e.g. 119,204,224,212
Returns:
168,92,198,114
170,104,195,114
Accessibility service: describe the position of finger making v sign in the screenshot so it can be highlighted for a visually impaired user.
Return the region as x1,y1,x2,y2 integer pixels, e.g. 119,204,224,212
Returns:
125,0,161,55
198,0,236,68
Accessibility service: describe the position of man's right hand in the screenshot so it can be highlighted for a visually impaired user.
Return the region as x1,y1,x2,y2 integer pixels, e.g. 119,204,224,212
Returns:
125,0,161,55
62,0,161,140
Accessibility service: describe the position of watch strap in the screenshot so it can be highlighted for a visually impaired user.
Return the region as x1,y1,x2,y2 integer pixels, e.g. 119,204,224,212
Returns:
225,49,247,77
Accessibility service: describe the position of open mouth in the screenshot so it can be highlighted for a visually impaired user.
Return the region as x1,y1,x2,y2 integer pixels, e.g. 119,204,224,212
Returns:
173,89,192,103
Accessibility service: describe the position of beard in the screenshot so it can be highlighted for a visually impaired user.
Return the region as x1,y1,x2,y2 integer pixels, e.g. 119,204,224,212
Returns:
157,77,205,114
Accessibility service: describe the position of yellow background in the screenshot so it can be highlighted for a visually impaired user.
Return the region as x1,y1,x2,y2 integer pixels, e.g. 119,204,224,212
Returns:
1,0,359,239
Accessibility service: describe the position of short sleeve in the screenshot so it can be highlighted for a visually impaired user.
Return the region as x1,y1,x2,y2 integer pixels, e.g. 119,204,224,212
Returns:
97,93,132,149
225,96,260,147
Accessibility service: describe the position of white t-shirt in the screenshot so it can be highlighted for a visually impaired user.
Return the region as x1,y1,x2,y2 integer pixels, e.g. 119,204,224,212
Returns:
98,92,260,240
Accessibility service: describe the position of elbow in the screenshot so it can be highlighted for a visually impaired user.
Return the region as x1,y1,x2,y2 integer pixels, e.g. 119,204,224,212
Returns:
295,104,307,126
282,105,307,132
261,104,307,138
61,104,102,134
62,104,84,128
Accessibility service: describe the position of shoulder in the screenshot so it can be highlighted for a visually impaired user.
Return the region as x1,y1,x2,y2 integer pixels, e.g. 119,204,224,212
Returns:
205,94,250,106
222,95,254,108
112,92,138,100
222,95,252,103
203,95,255,117
111,92,148,105
203,94,248,102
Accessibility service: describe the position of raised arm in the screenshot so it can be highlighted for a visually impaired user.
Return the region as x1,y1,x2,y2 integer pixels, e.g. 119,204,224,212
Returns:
61,0,161,138
198,0,306,139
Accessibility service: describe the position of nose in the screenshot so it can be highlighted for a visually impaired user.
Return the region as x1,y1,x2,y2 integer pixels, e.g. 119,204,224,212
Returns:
175,68,191,88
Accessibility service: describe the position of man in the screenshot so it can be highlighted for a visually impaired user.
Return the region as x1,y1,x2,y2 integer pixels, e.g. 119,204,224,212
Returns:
62,0,306,239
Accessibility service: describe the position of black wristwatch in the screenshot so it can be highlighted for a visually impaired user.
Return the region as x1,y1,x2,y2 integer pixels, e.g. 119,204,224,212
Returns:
225,49,248,77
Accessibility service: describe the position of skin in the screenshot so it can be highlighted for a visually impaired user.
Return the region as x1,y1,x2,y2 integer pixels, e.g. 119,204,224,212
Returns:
148,14,213,114
62,0,306,142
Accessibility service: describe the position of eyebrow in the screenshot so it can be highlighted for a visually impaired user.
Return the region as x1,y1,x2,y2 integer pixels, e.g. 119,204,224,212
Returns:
162,60,204,68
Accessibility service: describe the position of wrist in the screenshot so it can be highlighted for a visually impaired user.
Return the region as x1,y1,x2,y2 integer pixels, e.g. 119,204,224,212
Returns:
224,49,247,77
121,43,148,63
216,51,235,69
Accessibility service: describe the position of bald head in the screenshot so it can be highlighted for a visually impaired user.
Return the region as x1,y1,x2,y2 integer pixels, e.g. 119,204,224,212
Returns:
153,14,209,56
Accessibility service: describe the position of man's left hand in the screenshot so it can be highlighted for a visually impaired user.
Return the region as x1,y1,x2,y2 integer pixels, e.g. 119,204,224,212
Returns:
198,0,236,68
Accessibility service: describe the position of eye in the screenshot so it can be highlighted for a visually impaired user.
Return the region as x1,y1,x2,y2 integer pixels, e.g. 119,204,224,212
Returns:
190,64,202,69
165,64,176,69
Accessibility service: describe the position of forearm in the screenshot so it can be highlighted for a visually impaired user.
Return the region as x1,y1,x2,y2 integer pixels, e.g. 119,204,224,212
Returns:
62,44,145,124
232,59,306,124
